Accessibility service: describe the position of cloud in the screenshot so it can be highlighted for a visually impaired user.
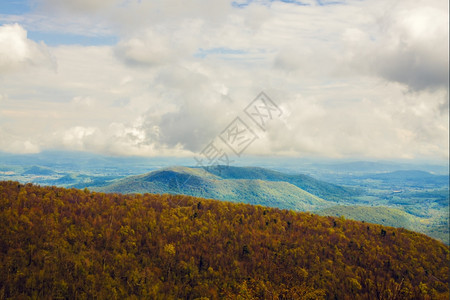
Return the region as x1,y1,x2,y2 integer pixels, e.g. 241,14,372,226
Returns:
342,0,449,91
36,0,120,13
47,121,194,157
0,127,40,154
0,0,448,161
269,0,448,92
137,65,243,152
259,87,449,160
0,23,54,72
61,126,98,149
114,30,183,67
109,0,233,31
376,4,449,91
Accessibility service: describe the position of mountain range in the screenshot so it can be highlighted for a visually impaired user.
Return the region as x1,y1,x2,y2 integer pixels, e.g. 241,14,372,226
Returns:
92,165,448,244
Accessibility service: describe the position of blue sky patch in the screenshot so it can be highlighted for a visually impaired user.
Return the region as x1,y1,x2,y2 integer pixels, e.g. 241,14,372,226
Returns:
232,0,311,9
316,0,345,6
27,31,118,47
0,0,31,15
194,47,247,58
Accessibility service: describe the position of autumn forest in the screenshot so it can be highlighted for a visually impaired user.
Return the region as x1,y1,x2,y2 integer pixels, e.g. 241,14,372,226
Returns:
0,181,449,299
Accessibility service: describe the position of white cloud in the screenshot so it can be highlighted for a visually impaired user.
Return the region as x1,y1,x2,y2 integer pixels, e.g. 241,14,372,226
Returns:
61,126,97,149
71,96,94,108
115,29,182,67
37,0,120,13
0,23,54,72
0,128,40,154
341,0,449,91
0,0,448,161
256,86,449,160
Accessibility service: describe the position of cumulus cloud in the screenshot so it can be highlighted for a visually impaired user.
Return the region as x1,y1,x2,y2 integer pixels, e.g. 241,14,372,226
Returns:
0,128,40,154
0,0,448,161
0,23,54,72
270,0,449,92
47,121,193,157
342,0,449,91
61,126,98,150
256,86,449,160
115,30,182,67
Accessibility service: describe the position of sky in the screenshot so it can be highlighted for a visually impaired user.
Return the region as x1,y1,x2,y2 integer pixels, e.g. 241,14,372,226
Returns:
0,0,448,163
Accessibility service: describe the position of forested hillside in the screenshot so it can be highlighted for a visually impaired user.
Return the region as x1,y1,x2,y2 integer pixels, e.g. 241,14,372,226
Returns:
95,167,332,212
93,166,449,243
95,166,360,202
316,205,423,230
0,181,448,299
93,166,357,211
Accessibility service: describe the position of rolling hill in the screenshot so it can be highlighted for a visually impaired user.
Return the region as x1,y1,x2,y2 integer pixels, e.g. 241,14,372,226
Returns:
0,181,448,299
316,205,423,231
94,166,333,211
204,165,360,201
21,166,56,176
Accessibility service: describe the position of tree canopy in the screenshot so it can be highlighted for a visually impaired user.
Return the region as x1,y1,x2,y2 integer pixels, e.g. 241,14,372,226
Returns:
0,181,448,299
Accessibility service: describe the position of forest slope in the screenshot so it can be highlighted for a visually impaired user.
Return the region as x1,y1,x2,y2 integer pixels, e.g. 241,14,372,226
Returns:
0,181,448,299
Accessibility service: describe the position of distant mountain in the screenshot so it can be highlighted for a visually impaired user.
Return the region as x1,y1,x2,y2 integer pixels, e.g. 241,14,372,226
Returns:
44,174,121,189
314,161,449,175
22,166,56,176
369,169,447,179
355,170,449,188
94,166,334,211
204,165,360,201
0,150,192,175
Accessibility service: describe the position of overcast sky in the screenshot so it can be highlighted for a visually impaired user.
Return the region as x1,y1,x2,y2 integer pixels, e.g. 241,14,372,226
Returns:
0,0,448,162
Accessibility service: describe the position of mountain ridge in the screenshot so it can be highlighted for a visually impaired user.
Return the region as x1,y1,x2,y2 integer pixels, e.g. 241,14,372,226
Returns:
93,165,449,244
94,166,335,212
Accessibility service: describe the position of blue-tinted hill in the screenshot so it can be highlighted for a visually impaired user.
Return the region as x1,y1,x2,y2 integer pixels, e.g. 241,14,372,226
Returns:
93,166,349,211
357,170,449,188
204,165,360,201
22,166,56,176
